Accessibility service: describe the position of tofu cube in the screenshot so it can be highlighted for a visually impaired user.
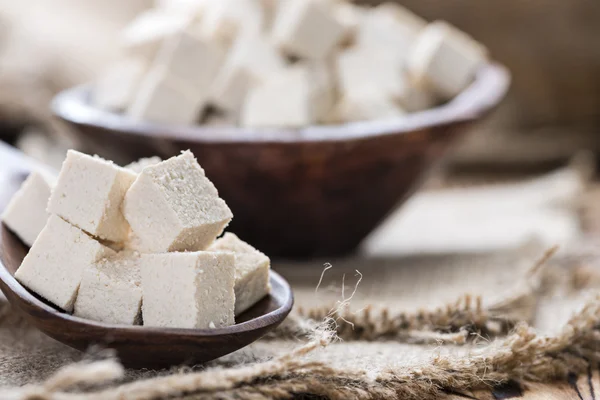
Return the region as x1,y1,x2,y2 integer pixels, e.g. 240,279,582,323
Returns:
121,10,192,60
333,2,364,46
48,150,137,243
407,21,488,99
74,251,142,325
124,156,162,173
208,233,270,315
210,34,285,112
200,0,266,44
92,58,147,112
154,30,226,92
141,251,235,328
128,66,206,125
123,151,232,253
1,171,54,247
241,64,333,127
330,91,406,123
272,0,345,60
356,3,426,65
15,215,116,312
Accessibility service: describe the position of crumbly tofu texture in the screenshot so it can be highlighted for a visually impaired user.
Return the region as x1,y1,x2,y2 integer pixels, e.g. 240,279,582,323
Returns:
125,156,162,173
15,215,116,312
123,151,232,252
141,251,235,328
1,171,54,247
47,150,137,243
209,233,271,315
74,251,143,325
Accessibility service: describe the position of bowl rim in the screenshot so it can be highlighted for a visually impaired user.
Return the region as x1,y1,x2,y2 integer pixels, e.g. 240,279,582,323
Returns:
52,62,510,144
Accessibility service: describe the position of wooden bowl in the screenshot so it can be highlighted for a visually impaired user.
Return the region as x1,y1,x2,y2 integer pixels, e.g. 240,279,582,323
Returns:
52,63,510,258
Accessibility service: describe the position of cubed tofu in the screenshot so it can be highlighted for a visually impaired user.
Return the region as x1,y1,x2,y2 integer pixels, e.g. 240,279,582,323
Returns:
92,58,147,112
1,171,54,247
272,0,345,60
125,156,162,173
140,251,235,328
333,1,364,46
208,233,270,315
121,10,192,60
330,91,406,123
47,150,137,243
128,66,206,125
123,151,232,253
74,251,142,325
241,64,333,127
210,34,285,112
356,3,426,65
200,0,266,44
15,215,116,312
407,21,488,99
154,30,226,92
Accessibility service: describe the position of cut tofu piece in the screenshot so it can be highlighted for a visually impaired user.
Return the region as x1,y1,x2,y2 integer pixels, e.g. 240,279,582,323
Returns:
210,34,285,112
154,30,226,92
74,251,142,325
330,91,406,123
333,1,364,46
92,58,147,112
48,150,137,243
272,0,345,60
208,233,270,315
407,21,488,99
241,64,333,127
200,0,266,44
141,251,235,328
125,156,162,173
121,10,192,60
356,3,426,65
15,215,116,312
128,66,206,125
1,171,54,247
123,151,232,253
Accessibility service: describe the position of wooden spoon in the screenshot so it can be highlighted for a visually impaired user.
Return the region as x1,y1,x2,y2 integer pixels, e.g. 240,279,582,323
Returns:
0,142,294,368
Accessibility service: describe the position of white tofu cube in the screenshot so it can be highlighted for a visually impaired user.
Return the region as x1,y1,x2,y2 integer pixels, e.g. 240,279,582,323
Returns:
407,21,488,99
48,150,137,243
333,2,364,46
1,171,54,247
128,66,206,125
330,91,406,123
92,59,147,112
123,151,232,253
140,251,235,328
74,251,142,325
200,0,266,44
356,3,426,65
208,233,270,315
154,30,226,92
241,64,333,127
124,156,162,173
15,215,116,312
272,0,345,60
121,10,192,60
210,34,285,112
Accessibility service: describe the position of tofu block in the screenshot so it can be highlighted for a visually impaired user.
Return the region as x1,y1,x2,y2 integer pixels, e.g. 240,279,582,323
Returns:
123,151,232,252
241,64,333,127
1,171,54,247
210,34,285,112
154,30,226,92
208,233,270,315
407,21,488,99
272,0,345,60
200,0,266,44
121,10,192,60
15,215,116,312
125,156,162,173
92,58,147,112
333,2,364,46
128,66,206,125
356,3,426,65
330,91,406,123
74,251,142,325
48,150,137,243
140,251,235,328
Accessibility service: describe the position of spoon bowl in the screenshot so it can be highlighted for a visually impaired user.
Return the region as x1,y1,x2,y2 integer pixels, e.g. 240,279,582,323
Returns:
0,143,294,369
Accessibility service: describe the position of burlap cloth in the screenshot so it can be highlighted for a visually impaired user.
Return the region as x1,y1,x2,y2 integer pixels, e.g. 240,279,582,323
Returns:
2,239,600,399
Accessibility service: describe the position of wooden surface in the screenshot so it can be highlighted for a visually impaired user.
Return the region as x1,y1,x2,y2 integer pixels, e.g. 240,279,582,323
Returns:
52,64,509,258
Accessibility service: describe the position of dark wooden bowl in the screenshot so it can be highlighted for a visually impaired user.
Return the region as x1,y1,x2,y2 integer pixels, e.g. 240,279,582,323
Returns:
52,63,510,258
